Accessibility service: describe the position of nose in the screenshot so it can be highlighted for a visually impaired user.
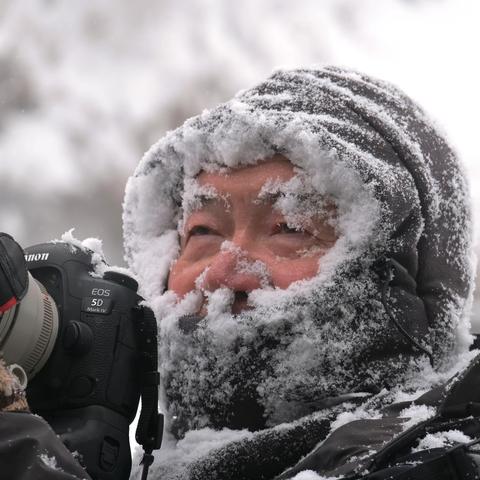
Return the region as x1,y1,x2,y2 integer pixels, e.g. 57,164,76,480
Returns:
201,246,265,293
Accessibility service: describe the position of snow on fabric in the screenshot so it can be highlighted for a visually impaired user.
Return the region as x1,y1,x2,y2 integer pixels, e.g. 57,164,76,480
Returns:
399,404,437,431
39,453,60,471
412,430,472,452
291,471,336,480
123,67,475,479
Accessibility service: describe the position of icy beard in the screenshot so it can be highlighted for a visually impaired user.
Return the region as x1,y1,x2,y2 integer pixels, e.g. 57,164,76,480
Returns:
157,256,422,439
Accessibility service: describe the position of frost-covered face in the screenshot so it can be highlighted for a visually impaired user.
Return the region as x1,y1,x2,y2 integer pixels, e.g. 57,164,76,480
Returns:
157,152,399,438
168,156,337,314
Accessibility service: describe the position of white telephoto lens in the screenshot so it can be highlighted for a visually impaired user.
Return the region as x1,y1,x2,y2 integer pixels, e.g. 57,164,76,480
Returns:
0,273,59,379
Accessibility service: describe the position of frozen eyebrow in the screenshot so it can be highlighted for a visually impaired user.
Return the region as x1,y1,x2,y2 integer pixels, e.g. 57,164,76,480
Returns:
255,191,314,209
255,178,293,204
190,194,220,207
254,190,282,204
182,178,230,211
257,176,327,209
257,175,337,232
178,178,229,233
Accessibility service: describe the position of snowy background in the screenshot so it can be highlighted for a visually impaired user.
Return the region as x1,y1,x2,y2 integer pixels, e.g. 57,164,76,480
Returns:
1,0,480,326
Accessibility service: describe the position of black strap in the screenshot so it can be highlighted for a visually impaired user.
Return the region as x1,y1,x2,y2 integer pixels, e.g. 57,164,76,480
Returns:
134,306,163,480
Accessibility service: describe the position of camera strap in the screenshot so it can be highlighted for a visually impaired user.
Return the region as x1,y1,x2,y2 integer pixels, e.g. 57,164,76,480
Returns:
134,306,163,480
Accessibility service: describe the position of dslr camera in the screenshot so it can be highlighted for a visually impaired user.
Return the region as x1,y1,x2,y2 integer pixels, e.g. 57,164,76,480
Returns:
0,234,162,480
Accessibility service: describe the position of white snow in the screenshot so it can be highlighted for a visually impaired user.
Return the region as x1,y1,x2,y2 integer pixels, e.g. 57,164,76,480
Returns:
54,228,134,279
39,453,59,470
329,403,382,432
292,471,338,480
399,404,437,431
412,430,472,452
220,241,272,288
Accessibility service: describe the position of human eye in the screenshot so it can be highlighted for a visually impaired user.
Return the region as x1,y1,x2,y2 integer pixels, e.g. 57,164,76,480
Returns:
183,224,222,248
189,225,217,236
181,223,222,256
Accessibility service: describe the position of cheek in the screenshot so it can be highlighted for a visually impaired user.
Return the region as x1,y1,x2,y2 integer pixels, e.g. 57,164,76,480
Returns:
167,260,205,297
269,256,321,289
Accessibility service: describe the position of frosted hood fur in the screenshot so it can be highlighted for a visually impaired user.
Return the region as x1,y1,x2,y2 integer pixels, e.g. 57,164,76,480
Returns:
123,67,474,440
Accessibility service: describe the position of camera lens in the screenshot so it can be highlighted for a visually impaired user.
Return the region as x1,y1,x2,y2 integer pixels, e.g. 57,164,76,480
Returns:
0,273,59,379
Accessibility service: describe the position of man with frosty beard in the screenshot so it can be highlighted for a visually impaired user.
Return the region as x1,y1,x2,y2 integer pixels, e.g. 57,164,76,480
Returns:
123,67,480,479
0,66,479,480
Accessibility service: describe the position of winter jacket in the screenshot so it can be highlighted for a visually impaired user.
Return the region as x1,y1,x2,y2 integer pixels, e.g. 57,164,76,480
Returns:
123,67,477,480
2,357,480,480
0,412,91,480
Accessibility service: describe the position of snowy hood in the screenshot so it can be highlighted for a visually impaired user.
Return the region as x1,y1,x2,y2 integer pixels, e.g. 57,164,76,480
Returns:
123,67,474,439
124,66,473,353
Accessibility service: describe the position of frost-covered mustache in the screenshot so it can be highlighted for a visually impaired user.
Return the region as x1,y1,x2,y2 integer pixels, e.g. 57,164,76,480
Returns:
179,291,251,331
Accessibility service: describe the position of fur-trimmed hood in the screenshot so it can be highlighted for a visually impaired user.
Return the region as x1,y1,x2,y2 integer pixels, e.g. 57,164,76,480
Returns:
123,66,475,479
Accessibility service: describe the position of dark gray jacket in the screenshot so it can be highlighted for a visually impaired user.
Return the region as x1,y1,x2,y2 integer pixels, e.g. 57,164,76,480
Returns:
0,412,91,480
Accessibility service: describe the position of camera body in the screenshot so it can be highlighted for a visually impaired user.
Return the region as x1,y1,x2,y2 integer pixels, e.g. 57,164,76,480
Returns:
25,242,145,479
